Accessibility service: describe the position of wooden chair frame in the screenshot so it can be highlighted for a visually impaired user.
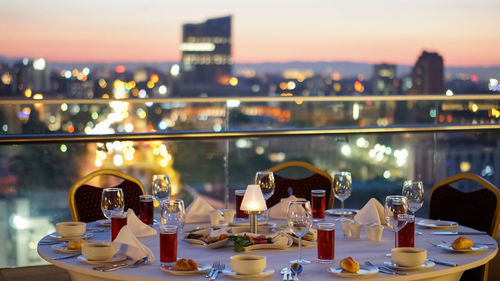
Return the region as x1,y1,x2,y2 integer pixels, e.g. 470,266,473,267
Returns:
68,169,146,221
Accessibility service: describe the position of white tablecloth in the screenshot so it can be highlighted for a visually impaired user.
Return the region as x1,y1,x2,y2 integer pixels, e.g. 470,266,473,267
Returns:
38,217,498,281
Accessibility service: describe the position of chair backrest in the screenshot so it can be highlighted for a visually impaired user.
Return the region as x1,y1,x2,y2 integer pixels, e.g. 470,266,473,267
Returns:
266,161,333,208
68,169,146,222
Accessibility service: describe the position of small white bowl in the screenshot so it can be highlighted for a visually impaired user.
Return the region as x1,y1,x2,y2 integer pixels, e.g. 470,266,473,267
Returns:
82,242,116,261
392,247,427,267
56,222,86,238
230,254,266,275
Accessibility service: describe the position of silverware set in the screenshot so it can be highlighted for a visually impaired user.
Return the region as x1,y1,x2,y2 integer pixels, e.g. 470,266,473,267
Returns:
365,261,407,275
206,261,224,280
93,257,148,272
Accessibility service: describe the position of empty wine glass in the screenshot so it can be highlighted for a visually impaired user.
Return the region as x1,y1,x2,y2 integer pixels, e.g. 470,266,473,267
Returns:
101,188,125,220
161,199,186,231
152,174,172,206
402,180,424,216
332,171,352,219
384,195,409,248
287,199,313,264
255,171,275,201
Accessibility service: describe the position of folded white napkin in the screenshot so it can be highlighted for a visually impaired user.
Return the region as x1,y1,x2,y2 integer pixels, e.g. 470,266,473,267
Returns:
113,225,154,263
266,196,298,220
354,198,385,225
126,209,157,238
185,197,215,223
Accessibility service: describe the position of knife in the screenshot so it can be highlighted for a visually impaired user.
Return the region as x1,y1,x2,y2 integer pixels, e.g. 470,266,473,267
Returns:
427,258,458,267
431,231,488,235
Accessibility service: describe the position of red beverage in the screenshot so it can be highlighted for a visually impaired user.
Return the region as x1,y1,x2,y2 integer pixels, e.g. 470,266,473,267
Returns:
397,215,415,247
139,195,154,225
317,223,335,263
160,226,177,263
311,190,326,220
111,213,127,241
235,190,248,219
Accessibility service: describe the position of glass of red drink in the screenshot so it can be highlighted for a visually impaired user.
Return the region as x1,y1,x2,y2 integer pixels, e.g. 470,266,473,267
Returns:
397,215,415,247
317,222,335,263
111,211,127,241
311,189,326,221
139,195,154,225
235,190,248,220
159,225,178,264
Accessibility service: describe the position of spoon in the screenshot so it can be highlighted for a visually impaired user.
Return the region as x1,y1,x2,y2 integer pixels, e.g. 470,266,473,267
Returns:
93,256,148,272
290,263,303,280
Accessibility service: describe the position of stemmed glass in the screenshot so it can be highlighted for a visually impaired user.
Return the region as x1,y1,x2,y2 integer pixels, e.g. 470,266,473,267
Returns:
287,199,313,264
402,180,424,216
101,187,125,220
161,199,186,232
384,195,409,248
255,171,275,202
152,174,172,206
332,171,352,219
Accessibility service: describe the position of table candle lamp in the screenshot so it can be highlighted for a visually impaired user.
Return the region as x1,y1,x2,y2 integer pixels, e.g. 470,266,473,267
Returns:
240,184,268,234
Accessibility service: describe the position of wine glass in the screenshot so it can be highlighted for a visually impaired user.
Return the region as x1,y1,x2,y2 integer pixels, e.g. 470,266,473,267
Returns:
384,195,409,248
402,180,424,216
255,171,275,201
332,171,352,219
101,188,125,220
161,199,186,231
152,174,172,206
287,199,313,264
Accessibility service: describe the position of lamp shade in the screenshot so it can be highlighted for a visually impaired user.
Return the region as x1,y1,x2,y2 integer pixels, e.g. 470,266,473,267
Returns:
240,184,268,212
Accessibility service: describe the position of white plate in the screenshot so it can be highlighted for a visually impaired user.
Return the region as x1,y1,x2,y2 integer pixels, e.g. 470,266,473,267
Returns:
437,243,488,252
242,234,293,251
223,269,275,279
384,260,435,271
183,238,230,249
328,265,378,277
77,254,127,265
49,232,93,241
416,219,458,229
96,219,111,227
285,229,317,247
230,221,274,226
325,209,358,217
51,244,81,254
161,264,211,275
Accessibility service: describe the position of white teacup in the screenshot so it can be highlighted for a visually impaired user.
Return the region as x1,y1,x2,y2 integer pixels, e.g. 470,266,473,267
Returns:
82,242,116,261
56,222,86,238
230,254,266,275
392,247,427,267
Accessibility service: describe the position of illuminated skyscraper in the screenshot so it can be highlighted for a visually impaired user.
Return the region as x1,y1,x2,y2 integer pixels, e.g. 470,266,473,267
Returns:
180,16,232,85
409,51,444,95
372,63,396,95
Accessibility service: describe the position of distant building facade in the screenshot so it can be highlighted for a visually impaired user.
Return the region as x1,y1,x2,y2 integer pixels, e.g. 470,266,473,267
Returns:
10,58,51,95
409,51,444,95
181,16,232,85
372,63,397,95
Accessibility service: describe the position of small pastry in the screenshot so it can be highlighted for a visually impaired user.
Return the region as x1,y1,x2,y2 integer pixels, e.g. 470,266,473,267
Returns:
452,236,473,250
175,258,199,271
67,239,86,250
340,257,360,273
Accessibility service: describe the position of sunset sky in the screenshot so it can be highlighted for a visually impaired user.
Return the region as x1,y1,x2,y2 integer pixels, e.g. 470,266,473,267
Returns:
1,0,500,67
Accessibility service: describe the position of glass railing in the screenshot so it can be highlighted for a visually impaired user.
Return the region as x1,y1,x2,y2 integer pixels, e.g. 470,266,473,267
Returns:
0,95,499,267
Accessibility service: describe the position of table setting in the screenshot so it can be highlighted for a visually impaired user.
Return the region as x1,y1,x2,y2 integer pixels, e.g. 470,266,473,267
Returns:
37,172,498,281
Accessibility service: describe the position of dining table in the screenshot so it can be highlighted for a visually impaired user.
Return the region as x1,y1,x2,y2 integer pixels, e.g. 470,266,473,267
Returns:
38,215,498,281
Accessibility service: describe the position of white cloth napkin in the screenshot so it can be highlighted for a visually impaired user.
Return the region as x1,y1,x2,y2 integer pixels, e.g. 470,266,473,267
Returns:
126,209,157,238
113,225,154,263
354,198,385,225
266,196,298,220
185,197,215,223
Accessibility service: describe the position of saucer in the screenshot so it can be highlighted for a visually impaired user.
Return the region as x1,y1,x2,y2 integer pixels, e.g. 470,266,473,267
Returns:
416,219,458,229
223,269,275,279
49,232,93,241
328,265,378,277
325,209,358,217
437,244,488,252
77,254,127,265
161,264,211,275
52,244,81,254
384,260,435,271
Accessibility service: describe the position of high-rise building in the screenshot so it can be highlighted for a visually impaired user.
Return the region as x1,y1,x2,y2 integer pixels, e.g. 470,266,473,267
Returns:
10,58,51,95
180,16,232,85
409,51,444,95
372,63,396,95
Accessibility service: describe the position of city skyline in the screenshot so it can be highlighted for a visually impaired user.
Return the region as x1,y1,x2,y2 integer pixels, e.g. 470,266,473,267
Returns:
1,0,500,67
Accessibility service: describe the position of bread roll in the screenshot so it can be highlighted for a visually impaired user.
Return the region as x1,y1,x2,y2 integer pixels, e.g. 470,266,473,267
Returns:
452,236,473,250
67,239,86,250
175,258,199,271
340,257,360,273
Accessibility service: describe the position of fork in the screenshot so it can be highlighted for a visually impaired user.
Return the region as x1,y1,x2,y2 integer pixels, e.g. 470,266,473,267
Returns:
206,261,219,278
210,262,224,280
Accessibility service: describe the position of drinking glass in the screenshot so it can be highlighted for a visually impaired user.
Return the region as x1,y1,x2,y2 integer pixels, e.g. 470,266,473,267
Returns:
111,211,127,241
161,199,186,231
101,187,125,220
317,222,335,263
332,171,352,219
255,171,275,201
287,199,313,264
235,189,248,220
139,195,154,225
384,195,409,249
311,189,326,221
159,225,178,264
152,174,172,205
402,180,424,216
